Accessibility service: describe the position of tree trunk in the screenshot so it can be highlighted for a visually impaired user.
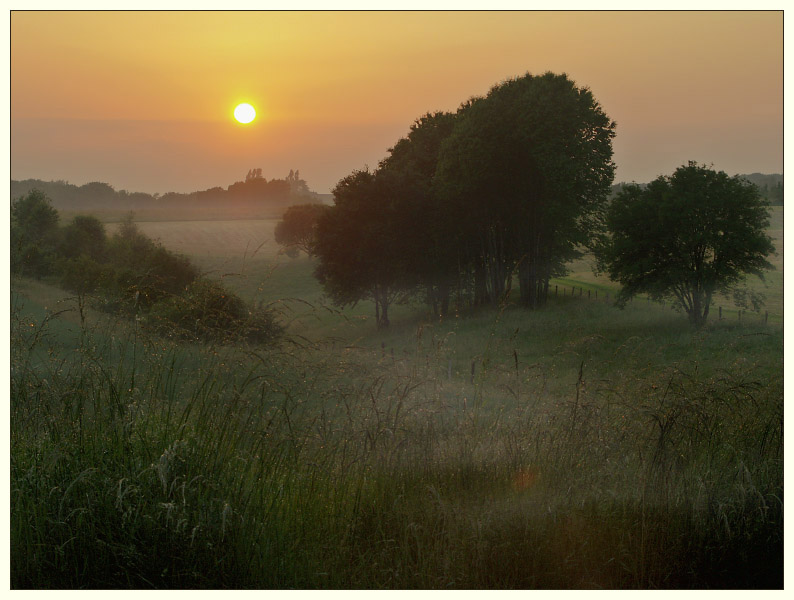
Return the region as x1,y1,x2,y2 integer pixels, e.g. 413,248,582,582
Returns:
518,257,534,307
474,261,488,306
379,295,390,329
439,281,450,317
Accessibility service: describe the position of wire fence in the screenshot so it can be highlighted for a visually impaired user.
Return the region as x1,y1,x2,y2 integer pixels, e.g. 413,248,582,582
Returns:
550,283,777,325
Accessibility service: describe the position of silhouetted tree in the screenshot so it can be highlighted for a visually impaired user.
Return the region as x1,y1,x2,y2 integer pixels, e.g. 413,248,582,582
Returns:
597,162,775,327
314,170,410,329
274,203,329,256
378,111,459,316
436,72,616,308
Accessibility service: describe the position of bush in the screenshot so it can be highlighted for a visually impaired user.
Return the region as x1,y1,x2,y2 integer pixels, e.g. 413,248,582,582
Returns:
59,215,107,261
105,216,199,309
10,190,61,277
59,255,115,297
147,278,282,344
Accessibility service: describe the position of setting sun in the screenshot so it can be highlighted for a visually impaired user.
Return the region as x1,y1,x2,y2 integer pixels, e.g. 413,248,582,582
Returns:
234,103,256,124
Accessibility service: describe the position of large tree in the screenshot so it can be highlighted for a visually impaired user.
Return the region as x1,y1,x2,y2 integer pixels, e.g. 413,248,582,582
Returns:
377,111,459,316
598,162,775,327
313,169,411,329
435,72,616,308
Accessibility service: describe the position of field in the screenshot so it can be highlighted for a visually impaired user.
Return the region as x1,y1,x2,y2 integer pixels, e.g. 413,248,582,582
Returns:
107,206,785,329
11,208,784,588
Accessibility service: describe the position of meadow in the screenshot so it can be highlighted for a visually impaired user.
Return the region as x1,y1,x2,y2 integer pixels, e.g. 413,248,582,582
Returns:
11,208,784,588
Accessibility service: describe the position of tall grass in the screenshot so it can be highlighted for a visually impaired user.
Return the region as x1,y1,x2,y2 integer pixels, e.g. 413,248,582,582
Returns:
10,284,783,588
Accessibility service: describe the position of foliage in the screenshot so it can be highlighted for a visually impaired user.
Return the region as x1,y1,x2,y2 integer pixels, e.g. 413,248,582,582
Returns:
314,169,409,329
274,203,329,256
598,162,775,327
59,255,115,297
314,72,616,327
106,214,200,309
10,189,61,277
59,214,108,260
378,111,459,316
147,278,282,343
435,71,616,308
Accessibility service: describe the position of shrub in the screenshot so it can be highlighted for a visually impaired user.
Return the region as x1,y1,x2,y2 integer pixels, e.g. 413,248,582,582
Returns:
10,189,61,277
147,278,282,344
59,215,107,261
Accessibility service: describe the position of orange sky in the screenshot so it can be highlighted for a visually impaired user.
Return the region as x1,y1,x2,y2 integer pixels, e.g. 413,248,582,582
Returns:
10,10,783,194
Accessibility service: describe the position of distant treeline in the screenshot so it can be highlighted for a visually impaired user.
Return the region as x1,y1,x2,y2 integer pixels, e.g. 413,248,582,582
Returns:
611,173,783,205
10,169,322,219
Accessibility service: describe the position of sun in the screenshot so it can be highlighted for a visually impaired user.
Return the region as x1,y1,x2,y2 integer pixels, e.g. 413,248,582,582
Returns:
234,103,256,124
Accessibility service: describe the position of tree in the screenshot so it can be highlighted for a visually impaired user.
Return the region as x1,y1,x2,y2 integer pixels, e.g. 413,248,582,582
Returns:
378,111,459,317
597,162,775,327
313,169,410,329
435,72,616,308
10,189,61,277
274,203,329,256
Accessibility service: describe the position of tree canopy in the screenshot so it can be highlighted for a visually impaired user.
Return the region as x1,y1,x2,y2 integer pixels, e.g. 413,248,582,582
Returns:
597,162,775,327
274,203,329,256
312,72,617,327
313,169,411,329
435,71,616,308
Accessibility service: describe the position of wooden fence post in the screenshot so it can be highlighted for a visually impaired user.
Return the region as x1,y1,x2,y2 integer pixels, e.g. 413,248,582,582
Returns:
555,285,558,296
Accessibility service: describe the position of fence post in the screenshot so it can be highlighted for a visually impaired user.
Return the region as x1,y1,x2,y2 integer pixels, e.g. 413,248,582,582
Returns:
588,289,591,299
579,287,582,297
555,285,558,296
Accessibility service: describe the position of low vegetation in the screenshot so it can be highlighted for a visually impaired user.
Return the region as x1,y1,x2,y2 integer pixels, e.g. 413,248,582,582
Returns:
11,249,783,588
10,191,282,345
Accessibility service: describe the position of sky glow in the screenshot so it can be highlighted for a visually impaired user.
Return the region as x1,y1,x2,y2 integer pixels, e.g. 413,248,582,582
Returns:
10,10,783,194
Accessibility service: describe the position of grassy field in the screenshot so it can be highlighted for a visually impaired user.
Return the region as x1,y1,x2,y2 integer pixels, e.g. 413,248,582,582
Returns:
105,206,783,334
11,208,784,588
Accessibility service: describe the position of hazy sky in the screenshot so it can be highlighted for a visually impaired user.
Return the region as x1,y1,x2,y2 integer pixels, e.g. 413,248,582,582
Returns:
10,10,783,195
